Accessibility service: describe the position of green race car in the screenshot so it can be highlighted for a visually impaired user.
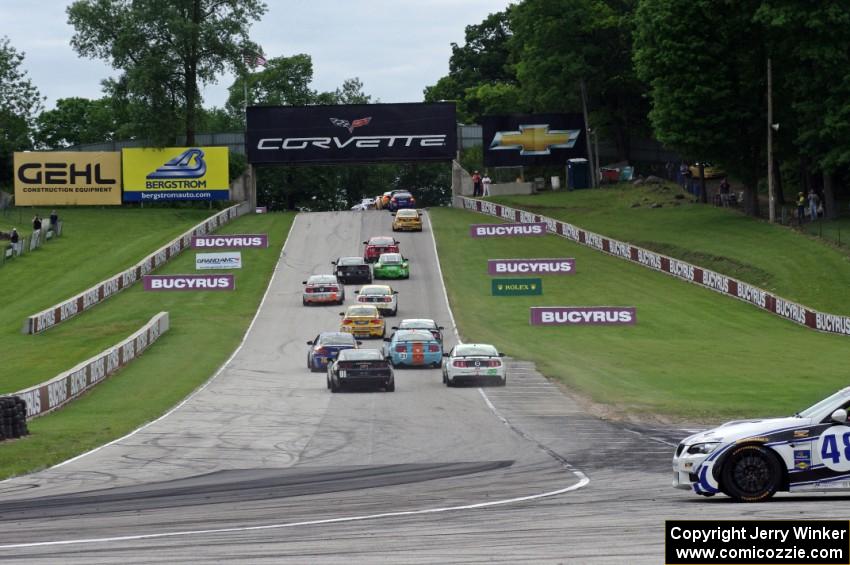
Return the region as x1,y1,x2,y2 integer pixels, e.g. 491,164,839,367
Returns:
373,253,409,279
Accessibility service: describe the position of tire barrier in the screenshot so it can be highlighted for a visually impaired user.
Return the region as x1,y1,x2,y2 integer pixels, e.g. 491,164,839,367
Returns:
0,396,29,441
13,312,170,419
455,196,850,336
23,203,250,334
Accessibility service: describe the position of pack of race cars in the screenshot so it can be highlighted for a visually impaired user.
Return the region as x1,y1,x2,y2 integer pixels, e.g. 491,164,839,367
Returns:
301,206,506,393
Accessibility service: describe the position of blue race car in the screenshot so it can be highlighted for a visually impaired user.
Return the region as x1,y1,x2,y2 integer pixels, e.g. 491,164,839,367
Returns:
383,329,443,368
306,332,360,372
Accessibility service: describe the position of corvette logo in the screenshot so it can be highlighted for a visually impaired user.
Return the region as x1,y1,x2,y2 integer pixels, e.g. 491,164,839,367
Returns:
489,124,580,156
147,148,207,180
330,117,372,134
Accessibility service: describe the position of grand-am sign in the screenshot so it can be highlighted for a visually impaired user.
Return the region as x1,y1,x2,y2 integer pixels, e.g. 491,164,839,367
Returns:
488,258,575,275
143,274,235,291
470,222,547,238
191,234,268,248
246,102,456,165
196,252,242,270
530,307,637,326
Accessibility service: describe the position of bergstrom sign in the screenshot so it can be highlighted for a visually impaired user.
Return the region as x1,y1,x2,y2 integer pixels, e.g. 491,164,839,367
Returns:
246,102,457,165
470,223,547,238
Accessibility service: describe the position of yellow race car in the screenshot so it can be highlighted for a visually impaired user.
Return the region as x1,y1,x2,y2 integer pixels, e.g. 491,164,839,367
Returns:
339,305,385,338
392,208,423,232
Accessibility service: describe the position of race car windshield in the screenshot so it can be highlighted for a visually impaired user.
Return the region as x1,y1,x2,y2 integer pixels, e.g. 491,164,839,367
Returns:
400,319,436,329
320,334,356,346
455,345,498,357
362,287,389,295
797,388,850,418
339,349,383,361
348,307,378,316
309,276,336,284
396,331,434,342
370,238,395,246
395,193,412,199
380,254,402,264
398,210,417,217
338,257,363,266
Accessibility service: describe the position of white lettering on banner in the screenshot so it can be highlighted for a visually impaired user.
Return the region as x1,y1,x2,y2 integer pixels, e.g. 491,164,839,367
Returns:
495,262,572,274
702,271,730,293
103,278,120,298
562,224,581,241
609,241,631,259
136,331,149,352
19,390,41,417
60,301,78,320
47,380,68,409
775,298,807,324
585,233,604,250
464,199,477,211
70,368,88,396
90,357,106,384
169,241,181,256
475,225,544,237
122,269,137,287
637,249,662,269
480,201,497,215
541,310,633,324
260,134,447,151
83,288,100,310
35,311,56,332
107,348,120,374
736,282,767,308
501,206,514,220
669,259,695,281
182,234,193,246
122,340,136,363
816,313,850,335
196,236,263,248
150,276,231,289
154,250,167,267
150,321,161,342
140,258,153,275
519,211,536,224
544,218,557,233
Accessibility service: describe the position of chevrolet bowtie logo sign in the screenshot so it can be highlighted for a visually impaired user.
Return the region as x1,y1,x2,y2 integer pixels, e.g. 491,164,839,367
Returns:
489,124,581,156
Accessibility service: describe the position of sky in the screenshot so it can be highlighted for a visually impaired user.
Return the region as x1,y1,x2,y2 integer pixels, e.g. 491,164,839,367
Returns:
1,0,514,111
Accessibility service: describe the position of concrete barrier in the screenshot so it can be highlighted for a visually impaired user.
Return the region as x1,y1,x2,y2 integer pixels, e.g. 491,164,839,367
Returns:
454,196,850,337
23,203,250,334
14,312,170,419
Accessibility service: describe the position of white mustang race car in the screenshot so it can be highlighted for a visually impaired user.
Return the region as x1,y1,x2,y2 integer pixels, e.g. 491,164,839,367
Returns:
673,386,850,502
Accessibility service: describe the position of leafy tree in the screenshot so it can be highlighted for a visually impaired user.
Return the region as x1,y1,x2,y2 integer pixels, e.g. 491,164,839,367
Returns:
67,0,266,145
511,0,649,161
226,53,314,118
634,0,766,214
0,37,43,187
424,9,516,122
34,97,118,148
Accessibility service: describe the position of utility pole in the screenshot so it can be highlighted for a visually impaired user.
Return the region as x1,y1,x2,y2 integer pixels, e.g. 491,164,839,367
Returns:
579,78,596,188
767,56,775,223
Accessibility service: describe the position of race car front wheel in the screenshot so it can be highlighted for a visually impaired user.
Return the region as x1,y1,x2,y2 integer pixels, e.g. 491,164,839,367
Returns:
720,445,783,502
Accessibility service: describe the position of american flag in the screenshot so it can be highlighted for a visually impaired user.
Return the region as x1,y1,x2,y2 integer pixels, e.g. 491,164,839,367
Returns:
243,53,267,68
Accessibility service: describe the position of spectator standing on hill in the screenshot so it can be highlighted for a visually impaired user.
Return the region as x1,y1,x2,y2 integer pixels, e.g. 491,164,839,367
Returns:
807,189,820,221
665,161,674,181
678,162,688,189
719,177,731,207
471,170,482,197
797,192,806,225
32,216,42,232
10,228,20,256
482,173,492,197
49,210,58,229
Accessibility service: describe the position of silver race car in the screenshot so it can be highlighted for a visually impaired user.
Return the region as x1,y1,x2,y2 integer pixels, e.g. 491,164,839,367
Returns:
673,386,850,501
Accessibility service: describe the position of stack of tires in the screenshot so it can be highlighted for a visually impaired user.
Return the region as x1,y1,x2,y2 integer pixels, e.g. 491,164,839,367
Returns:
0,396,28,441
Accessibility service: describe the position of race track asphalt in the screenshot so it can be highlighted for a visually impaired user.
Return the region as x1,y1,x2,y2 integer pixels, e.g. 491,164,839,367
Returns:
0,210,847,564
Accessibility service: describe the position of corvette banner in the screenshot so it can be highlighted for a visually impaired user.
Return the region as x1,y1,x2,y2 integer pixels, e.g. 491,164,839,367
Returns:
246,102,457,165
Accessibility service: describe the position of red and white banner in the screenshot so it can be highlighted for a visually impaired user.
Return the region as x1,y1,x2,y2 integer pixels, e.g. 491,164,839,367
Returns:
456,196,850,337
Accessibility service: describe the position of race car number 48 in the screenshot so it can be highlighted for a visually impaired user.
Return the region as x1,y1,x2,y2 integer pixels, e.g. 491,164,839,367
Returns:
818,425,850,472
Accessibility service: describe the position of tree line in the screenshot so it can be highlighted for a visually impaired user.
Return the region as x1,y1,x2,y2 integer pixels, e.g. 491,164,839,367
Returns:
424,0,850,218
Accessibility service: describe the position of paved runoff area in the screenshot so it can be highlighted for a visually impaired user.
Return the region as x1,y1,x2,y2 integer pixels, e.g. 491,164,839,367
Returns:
0,211,846,563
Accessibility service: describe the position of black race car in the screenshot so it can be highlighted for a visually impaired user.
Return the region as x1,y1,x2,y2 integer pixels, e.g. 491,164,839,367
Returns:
327,349,395,392
333,256,373,284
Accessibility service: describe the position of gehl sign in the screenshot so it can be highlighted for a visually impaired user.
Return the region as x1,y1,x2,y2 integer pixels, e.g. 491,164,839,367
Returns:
246,102,457,165
14,152,123,206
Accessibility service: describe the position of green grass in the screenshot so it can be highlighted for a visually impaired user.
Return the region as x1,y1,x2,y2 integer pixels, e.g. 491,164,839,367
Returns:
0,212,293,479
431,207,849,421
490,186,850,315
803,215,850,249
0,207,219,394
